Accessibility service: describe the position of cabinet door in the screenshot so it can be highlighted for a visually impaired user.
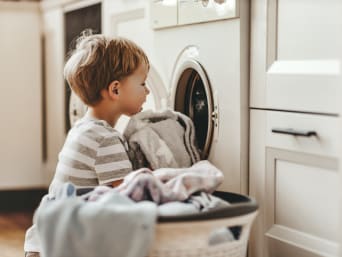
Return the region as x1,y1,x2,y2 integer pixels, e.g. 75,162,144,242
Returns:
249,109,339,257
42,7,66,185
0,3,43,189
250,0,342,114
265,149,338,257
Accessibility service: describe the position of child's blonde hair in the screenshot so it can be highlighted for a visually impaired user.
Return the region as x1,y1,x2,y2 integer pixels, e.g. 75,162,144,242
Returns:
64,30,149,106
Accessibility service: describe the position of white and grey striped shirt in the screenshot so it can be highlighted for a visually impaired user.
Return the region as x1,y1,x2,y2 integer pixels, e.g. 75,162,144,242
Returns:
49,116,132,196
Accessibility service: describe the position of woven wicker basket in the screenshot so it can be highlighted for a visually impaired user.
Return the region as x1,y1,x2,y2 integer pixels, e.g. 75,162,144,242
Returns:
148,192,258,257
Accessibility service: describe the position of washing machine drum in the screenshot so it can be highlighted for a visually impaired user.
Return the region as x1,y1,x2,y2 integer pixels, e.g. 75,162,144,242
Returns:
69,91,87,127
173,68,214,159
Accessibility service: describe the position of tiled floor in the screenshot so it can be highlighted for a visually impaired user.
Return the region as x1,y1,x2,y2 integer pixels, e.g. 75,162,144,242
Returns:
0,211,34,257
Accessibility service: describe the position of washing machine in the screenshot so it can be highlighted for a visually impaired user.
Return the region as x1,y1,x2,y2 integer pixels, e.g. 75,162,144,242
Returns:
70,0,250,194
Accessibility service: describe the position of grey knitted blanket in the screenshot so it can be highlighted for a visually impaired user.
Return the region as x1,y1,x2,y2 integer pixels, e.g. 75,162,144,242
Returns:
124,110,201,170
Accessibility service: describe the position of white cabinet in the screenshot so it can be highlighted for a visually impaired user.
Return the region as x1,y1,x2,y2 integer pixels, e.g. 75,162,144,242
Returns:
250,110,339,257
249,0,342,256
0,2,44,189
41,5,66,185
250,0,342,114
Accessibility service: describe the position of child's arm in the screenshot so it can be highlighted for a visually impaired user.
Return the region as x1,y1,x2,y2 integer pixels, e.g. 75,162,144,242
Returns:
111,179,123,188
95,132,132,188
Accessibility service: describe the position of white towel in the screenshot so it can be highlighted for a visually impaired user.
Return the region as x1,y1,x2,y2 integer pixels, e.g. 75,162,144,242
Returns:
35,183,157,257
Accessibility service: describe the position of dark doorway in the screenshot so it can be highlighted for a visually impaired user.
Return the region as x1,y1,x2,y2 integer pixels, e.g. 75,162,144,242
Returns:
64,3,101,132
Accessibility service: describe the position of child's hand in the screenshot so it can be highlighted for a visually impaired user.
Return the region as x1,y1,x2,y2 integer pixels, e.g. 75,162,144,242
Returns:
111,179,123,188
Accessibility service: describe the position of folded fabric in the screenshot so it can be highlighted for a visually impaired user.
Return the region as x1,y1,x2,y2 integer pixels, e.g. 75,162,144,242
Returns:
126,141,149,170
158,201,199,216
79,185,112,201
158,192,229,216
129,126,179,169
116,160,224,204
115,168,173,203
153,160,224,196
35,183,157,257
24,197,50,253
124,109,201,170
208,227,236,245
188,192,230,212
176,111,201,163
150,118,191,166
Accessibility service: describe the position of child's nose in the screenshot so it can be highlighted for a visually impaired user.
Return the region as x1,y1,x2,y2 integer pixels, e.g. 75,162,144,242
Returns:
145,87,150,95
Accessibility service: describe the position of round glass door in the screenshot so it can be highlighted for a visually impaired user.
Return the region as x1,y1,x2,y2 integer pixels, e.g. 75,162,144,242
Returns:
173,62,214,159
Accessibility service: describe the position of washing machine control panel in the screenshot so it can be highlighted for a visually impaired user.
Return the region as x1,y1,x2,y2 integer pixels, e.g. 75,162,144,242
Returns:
179,0,238,25
151,0,239,29
150,0,178,29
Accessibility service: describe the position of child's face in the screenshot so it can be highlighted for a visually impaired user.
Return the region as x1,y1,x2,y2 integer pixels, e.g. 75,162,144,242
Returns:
119,63,150,116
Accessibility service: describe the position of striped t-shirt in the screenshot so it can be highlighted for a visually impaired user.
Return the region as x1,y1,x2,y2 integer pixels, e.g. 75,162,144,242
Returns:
49,116,132,196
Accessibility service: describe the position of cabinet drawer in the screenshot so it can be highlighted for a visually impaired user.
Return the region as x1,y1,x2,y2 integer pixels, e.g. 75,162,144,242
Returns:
265,60,341,115
265,111,339,157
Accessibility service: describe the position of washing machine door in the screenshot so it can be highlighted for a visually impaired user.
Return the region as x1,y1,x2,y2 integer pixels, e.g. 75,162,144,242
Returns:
171,59,215,159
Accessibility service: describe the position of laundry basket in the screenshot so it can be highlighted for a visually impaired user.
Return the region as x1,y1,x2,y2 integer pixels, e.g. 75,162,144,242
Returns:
149,191,258,257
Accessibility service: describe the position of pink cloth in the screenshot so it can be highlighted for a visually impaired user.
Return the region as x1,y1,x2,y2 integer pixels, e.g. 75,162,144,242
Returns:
115,160,224,204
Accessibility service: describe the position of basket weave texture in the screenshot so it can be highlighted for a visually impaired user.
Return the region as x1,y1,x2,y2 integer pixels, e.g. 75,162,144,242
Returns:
148,211,257,257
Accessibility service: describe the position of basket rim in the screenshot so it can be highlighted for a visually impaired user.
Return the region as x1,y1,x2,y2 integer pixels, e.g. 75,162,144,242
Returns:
157,191,258,223
75,189,259,223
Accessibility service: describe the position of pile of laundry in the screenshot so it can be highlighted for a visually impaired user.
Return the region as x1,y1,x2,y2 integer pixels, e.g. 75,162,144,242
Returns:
33,110,240,257
34,161,237,257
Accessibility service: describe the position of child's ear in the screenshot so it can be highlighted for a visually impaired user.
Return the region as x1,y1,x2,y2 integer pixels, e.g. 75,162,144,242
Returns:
108,80,120,99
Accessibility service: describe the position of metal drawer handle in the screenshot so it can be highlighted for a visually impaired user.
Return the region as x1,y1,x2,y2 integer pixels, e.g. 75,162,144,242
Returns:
271,128,317,137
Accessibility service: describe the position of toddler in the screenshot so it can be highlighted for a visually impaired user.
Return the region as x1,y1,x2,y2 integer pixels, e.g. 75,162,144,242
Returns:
25,30,150,257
